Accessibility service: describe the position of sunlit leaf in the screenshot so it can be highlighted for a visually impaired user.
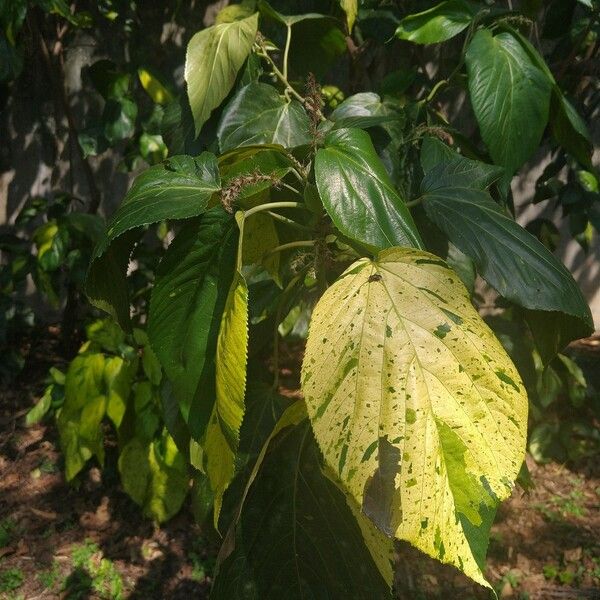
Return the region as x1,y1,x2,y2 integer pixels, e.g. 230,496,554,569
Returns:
302,248,529,586
185,14,258,136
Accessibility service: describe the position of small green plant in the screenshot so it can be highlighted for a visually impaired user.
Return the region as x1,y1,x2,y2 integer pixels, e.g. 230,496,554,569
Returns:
0,568,24,593
534,477,588,521
37,560,61,590
188,539,216,582
65,540,123,600
27,318,189,522
0,520,16,548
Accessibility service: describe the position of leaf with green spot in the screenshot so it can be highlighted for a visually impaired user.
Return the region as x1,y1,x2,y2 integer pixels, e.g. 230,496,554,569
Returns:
301,248,529,586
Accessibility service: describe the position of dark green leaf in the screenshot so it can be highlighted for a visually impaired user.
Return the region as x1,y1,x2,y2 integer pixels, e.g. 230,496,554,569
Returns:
315,127,422,250
465,29,552,176
421,137,504,189
421,168,593,358
395,0,475,44
148,208,238,441
212,422,393,599
258,0,325,26
287,16,346,78
87,60,130,99
103,97,138,143
550,90,592,168
329,92,404,132
86,153,221,329
217,82,311,152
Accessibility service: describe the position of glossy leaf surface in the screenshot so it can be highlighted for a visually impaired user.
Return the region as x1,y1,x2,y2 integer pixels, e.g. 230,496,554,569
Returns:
315,128,422,250
421,157,594,358
395,0,475,44
86,154,221,329
466,29,552,175
217,82,311,152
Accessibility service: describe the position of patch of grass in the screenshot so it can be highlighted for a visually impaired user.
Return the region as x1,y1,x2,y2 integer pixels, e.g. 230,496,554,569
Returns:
63,539,123,600
188,538,215,582
0,568,24,593
543,562,585,585
0,519,16,548
535,477,588,521
38,560,61,590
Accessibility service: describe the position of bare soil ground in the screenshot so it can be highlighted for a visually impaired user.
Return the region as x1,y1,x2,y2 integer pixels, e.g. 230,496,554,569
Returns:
0,329,599,600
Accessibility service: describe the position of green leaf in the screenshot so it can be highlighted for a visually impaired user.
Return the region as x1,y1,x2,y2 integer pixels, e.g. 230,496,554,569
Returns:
34,221,69,272
88,60,130,100
395,0,475,44
205,265,249,528
86,153,221,329
216,2,256,24
119,431,189,522
329,91,405,131
26,384,55,426
257,0,326,26
315,128,422,251
212,422,393,599
465,29,552,175
242,212,280,282
138,67,173,105
420,165,593,358
420,137,504,189
148,209,237,442
301,248,529,586
103,97,138,143
58,353,107,480
550,90,592,168
185,13,258,137
217,82,311,153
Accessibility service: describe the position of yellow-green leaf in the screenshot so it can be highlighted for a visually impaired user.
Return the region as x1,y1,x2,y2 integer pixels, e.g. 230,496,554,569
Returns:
301,247,528,586
339,0,357,32
185,14,258,136
242,212,280,284
205,272,249,527
137,68,173,105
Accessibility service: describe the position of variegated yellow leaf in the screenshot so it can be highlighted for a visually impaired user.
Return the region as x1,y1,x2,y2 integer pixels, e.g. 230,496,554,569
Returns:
301,247,528,586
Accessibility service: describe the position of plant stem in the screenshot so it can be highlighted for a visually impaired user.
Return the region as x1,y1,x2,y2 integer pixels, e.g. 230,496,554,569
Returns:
426,79,448,103
266,211,313,232
283,25,292,82
405,197,422,208
243,201,308,220
266,240,316,256
235,212,245,272
256,49,305,104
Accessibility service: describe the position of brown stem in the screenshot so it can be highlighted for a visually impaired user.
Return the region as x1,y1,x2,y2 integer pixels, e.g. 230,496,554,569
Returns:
30,11,102,214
